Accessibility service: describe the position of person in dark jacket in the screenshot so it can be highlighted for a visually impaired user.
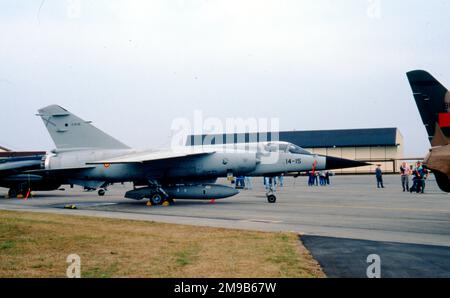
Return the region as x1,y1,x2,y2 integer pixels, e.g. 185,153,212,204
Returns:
411,161,428,194
375,164,384,188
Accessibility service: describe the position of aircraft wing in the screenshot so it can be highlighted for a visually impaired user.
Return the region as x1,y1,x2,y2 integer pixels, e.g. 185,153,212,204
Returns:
86,148,216,165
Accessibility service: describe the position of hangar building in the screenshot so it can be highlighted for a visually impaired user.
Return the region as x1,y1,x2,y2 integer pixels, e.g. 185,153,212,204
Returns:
187,128,404,174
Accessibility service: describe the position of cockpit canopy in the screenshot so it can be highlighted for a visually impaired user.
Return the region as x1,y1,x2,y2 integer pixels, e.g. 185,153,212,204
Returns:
264,142,311,155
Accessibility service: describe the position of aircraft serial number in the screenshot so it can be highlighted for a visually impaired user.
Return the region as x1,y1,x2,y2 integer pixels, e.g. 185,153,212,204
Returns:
286,158,302,164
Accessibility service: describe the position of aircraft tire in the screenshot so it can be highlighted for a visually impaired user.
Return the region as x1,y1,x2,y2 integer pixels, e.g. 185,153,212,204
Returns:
98,189,106,196
150,193,164,205
267,194,277,203
8,188,18,198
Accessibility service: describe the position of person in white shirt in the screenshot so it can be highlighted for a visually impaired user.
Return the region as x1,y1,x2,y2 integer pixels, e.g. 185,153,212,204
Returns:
400,162,410,192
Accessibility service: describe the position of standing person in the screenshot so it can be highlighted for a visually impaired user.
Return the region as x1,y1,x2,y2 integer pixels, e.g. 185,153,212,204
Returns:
411,164,420,193
235,176,245,189
314,171,319,186
269,177,276,192
279,174,284,187
325,171,331,185
375,164,384,188
308,171,314,186
244,176,253,190
320,171,327,186
264,177,270,191
411,161,424,193
415,162,428,193
400,162,410,192
421,167,429,193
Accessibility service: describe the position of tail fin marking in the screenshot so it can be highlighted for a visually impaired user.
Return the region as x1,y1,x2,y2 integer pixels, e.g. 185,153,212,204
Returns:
37,105,130,150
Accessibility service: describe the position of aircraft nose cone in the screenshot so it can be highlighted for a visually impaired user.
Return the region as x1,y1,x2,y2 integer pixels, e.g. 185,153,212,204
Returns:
325,156,370,170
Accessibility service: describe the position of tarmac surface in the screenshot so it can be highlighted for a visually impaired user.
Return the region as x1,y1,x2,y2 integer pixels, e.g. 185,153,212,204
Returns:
301,235,450,278
1,175,450,277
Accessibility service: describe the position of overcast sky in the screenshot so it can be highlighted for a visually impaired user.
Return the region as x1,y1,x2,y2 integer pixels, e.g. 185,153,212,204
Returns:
1,0,449,156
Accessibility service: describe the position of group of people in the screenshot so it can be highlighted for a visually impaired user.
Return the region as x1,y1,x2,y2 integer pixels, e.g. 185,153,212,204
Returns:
235,175,286,191
307,171,332,186
263,175,284,192
401,161,429,193
237,162,429,193
235,176,253,190
375,161,429,193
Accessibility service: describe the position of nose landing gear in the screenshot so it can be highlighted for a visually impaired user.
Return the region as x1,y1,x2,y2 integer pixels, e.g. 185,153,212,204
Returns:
266,192,277,203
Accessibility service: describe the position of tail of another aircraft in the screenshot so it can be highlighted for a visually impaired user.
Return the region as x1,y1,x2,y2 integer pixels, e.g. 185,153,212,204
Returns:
37,105,130,150
406,70,450,147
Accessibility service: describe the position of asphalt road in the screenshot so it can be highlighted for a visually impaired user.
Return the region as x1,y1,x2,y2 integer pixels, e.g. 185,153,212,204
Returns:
1,175,450,277
301,235,450,278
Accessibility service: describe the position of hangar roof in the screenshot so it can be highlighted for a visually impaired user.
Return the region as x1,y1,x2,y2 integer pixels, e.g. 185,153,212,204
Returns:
187,128,401,148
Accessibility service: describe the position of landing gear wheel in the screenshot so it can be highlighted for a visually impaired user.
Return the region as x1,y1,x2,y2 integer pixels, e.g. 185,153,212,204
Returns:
98,189,106,196
8,188,17,198
267,194,277,203
150,193,164,205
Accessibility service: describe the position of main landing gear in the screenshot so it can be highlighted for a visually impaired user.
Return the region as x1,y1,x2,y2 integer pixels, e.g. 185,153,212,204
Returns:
8,188,18,198
147,192,174,206
145,183,173,206
150,192,163,205
8,187,29,198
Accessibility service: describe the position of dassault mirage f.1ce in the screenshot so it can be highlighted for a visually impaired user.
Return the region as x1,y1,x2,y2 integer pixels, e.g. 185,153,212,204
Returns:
19,105,368,204
407,70,450,192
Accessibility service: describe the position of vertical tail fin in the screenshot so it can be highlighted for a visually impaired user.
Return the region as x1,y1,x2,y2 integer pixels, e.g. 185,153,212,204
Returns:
406,70,450,146
37,105,130,150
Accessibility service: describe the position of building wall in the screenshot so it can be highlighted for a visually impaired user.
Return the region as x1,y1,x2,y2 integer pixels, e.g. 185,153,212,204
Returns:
307,145,403,174
303,128,405,174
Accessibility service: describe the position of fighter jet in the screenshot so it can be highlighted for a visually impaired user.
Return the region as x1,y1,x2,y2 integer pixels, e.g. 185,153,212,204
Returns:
24,105,368,204
407,70,450,192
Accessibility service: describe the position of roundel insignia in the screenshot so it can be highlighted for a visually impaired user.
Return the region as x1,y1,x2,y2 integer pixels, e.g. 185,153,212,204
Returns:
104,163,111,169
